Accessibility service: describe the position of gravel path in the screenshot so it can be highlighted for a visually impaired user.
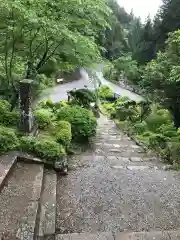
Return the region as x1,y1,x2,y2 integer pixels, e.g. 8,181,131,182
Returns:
56,115,180,234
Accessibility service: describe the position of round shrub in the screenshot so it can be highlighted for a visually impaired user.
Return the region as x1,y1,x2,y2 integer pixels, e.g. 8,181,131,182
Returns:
99,85,113,100
34,109,53,129
0,100,19,126
158,124,177,138
148,133,169,150
20,136,36,152
34,138,65,162
133,121,147,134
0,100,11,112
69,89,96,108
146,111,172,133
54,121,72,147
2,111,19,126
0,126,19,153
57,105,97,140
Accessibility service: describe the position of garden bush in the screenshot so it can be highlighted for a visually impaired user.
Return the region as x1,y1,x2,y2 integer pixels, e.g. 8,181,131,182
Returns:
116,107,137,121
34,109,53,129
34,138,65,162
69,89,96,108
20,136,36,153
99,85,113,100
148,133,169,150
57,105,97,140
38,99,68,112
132,121,148,135
158,123,177,138
20,136,65,162
54,121,72,147
0,100,19,126
0,126,19,153
145,110,172,133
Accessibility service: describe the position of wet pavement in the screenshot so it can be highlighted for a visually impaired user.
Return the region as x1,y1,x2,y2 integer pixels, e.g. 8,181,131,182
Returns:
38,69,143,103
56,115,180,234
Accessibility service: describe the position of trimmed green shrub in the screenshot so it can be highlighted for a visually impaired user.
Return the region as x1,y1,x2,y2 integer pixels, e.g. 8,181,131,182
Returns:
20,136,65,162
116,107,137,121
34,138,65,162
146,110,172,133
57,105,97,140
0,126,19,153
133,121,148,134
148,133,169,150
69,89,96,108
34,109,53,129
20,136,36,152
0,100,19,126
115,96,130,107
38,99,68,112
99,85,113,100
0,100,11,111
54,121,72,147
158,124,177,138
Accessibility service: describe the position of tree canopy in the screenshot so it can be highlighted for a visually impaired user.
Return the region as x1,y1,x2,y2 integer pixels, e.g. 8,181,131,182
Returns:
0,0,110,101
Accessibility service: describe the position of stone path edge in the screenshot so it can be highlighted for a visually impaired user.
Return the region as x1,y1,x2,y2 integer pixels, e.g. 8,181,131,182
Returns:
0,155,17,193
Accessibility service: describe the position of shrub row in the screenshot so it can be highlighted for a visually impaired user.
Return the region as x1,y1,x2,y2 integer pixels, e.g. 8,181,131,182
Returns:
102,97,180,165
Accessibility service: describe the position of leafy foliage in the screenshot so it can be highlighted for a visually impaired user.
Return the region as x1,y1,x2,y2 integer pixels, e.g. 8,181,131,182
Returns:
0,0,110,104
99,85,114,100
141,30,180,127
69,89,96,108
20,136,65,162
0,126,19,153
54,121,72,147
57,105,97,140
0,100,19,126
34,109,53,129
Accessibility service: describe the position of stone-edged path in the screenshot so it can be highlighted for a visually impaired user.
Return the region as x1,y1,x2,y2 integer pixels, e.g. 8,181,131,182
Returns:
56,114,180,235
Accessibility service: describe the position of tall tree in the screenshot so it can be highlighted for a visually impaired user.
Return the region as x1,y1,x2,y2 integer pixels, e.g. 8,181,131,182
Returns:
97,0,133,60
142,30,180,127
154,0,180,51
129,17,156,65
0,0,110,101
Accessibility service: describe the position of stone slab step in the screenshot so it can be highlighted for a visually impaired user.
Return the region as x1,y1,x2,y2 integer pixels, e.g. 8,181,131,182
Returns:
115,230,180,240
0,162,44,238
0,154,17,191
56,232,114,240
36,170,57,237
55,231,180,240
16,201,39,240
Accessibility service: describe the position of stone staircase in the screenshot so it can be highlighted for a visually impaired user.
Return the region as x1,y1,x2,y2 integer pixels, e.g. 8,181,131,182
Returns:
0,154,56,240
1,114,180,240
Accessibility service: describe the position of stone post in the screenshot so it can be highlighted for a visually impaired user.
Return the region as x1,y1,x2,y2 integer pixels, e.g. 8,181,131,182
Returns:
19,79,34,134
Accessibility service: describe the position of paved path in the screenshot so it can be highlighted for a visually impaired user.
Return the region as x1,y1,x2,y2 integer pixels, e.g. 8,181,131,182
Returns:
38,69,143,103
56,115,180,234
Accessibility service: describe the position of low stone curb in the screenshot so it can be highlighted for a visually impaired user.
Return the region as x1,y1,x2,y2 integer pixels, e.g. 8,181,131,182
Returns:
0,154,17,193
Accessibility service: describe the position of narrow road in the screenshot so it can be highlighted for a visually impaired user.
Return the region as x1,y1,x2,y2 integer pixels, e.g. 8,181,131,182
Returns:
56,114,180,234
38,69,143,103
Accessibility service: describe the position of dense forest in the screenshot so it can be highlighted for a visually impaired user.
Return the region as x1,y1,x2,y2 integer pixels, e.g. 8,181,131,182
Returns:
100,0,180,167
104,0,180,128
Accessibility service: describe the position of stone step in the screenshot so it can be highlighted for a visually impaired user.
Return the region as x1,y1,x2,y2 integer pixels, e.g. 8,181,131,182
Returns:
0,162,44,238
116,230,180,239
36,169,57,238
0,154,17,191
55,231,180,240
56,232,114,240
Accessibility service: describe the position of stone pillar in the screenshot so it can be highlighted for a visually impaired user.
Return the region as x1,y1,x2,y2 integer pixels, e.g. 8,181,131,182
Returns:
19,79,34,134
